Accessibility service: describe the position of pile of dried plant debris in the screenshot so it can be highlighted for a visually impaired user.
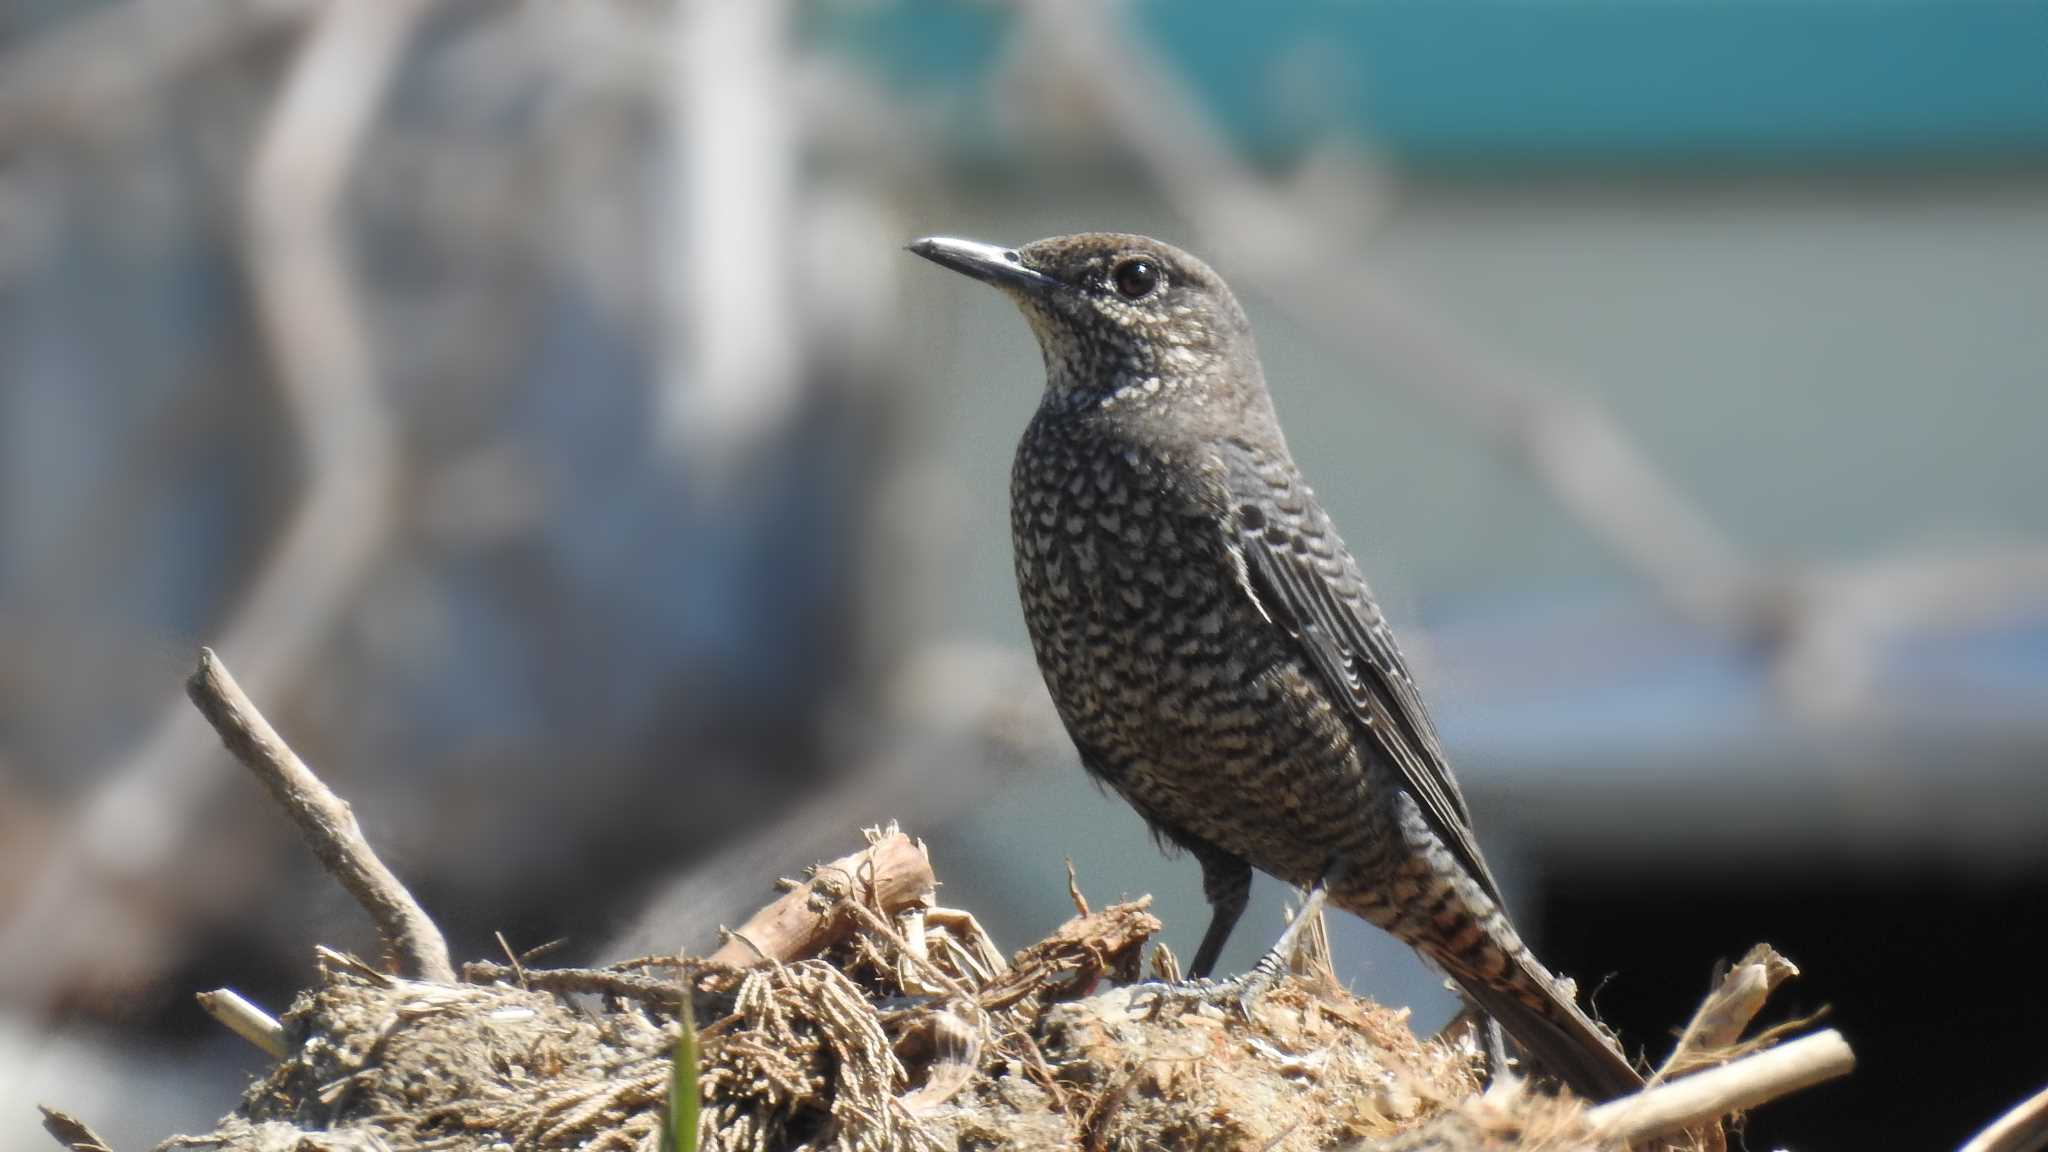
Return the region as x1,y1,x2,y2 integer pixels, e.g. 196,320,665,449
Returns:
39,652,1866,1152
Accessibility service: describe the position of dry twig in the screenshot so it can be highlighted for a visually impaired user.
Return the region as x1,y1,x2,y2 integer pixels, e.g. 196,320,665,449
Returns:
978,898,1161,1012
1657,943,1804,1080
187,648,454,982
462,961,701,1008
706,827,936,967
1587,1029,1854,1145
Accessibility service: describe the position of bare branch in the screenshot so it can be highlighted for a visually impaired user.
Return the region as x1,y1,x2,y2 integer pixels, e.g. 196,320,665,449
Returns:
187,648,454,982
1587,1029,1854,1144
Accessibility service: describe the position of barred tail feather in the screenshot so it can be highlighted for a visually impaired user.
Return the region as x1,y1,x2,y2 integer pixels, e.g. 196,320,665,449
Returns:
1447,953,1645,1101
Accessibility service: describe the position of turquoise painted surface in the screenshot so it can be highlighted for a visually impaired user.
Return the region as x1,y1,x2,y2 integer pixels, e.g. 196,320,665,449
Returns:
810,1,2048,157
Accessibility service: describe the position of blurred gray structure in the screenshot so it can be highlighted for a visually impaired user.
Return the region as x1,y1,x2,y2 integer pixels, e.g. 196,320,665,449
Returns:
2,2,2046,1150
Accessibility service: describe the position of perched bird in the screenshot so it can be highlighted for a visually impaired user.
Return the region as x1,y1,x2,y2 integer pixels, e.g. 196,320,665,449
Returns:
910,232,1644,1100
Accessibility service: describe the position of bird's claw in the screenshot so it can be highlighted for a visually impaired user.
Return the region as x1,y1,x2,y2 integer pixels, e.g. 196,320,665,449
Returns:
1124,976,1232,1020
1126,881,1327,1021
1123,965,1282,1022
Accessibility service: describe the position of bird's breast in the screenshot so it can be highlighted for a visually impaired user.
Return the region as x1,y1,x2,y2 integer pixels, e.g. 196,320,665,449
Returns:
1007,416,1375,879
1010,419,1285,761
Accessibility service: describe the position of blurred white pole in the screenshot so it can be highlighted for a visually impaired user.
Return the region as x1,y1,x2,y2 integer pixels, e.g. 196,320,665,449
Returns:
659,0,801,475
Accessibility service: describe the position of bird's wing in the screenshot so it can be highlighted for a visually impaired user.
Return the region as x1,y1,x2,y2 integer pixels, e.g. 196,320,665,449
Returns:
1222,449,1506,904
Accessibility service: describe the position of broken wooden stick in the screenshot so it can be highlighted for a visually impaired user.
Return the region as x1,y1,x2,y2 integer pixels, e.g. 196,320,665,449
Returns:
186,647,455,982
707,826,935,966
196,988,288,1058
1657,943,1803,1080
1588,1028,1854,1144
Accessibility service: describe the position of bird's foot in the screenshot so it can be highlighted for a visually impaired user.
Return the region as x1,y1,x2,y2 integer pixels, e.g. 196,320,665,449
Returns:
1126,881,1331,1021
1122,974,1244,1020
1123,970,1291,1022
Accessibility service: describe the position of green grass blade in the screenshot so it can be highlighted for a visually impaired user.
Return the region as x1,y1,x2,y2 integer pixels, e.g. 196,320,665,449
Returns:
666,996,700,1152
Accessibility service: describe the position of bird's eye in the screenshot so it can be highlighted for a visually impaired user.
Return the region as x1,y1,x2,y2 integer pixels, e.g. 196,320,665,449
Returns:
1111,257,1160,300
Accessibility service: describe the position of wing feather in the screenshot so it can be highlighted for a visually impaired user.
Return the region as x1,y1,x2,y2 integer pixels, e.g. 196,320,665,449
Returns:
1227,468,1505,904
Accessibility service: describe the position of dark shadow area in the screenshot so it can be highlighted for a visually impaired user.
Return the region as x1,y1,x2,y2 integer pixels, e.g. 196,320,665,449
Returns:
1543,861,2048,1150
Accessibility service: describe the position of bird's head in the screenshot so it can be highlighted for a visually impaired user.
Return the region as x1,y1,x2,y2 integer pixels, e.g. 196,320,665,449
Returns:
910,232,1260,414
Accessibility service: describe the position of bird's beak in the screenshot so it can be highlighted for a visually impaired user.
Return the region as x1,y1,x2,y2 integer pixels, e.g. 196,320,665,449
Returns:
907,236,1061,295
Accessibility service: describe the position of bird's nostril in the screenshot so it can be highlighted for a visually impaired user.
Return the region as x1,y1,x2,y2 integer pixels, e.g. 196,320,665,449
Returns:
1004,250,1021,263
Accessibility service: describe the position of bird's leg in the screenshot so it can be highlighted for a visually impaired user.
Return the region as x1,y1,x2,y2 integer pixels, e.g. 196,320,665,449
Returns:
1187,849,1251,979
1224,878,1328,1006
1133,876,1330,1020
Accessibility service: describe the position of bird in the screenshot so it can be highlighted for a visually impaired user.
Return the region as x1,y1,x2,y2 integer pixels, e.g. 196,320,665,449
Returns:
908,231,1645,1100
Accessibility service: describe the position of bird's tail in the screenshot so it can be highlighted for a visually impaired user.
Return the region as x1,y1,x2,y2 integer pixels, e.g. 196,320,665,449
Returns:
1430,934,1645,1101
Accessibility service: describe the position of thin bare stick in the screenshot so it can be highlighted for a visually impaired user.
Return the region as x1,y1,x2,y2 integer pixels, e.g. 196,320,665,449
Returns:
316,944,394,986
706,828,936,967
1587,1029,1854,1144
37,1107,113,1152
495,931,529,989
1960,1084,2048,1152
196,988,288,1058
1064,858,1089,917
463,961,695,1008
187,648,454,982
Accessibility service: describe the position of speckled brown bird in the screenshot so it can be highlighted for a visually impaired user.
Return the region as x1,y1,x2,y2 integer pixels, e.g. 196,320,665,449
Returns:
909,231,1643,1100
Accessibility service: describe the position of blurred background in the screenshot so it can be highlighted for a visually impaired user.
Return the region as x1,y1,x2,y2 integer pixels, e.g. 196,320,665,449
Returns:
3,1,2046,1148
